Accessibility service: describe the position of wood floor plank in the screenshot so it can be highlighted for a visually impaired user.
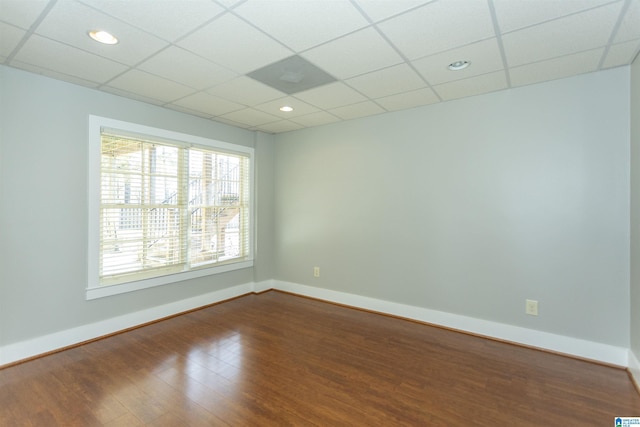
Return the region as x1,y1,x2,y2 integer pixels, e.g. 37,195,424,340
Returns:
1,291,638,426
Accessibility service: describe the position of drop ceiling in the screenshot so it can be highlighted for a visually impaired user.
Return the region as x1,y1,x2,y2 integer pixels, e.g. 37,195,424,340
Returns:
1,0,638,134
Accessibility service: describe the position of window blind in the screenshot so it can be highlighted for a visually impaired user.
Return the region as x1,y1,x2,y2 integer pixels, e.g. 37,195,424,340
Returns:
99,130,251,286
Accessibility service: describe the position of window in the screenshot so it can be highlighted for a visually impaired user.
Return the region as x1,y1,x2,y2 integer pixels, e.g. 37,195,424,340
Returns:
88,116,253,299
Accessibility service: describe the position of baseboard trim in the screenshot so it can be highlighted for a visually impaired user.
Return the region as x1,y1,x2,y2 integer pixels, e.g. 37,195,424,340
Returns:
271,280,629,367
0,280,631,370
0,283,255,368
629,350,640,393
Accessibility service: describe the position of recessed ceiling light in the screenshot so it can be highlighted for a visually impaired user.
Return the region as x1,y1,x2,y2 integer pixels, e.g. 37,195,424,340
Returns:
88,30,118,45
279,106,294,112
448,60,470,71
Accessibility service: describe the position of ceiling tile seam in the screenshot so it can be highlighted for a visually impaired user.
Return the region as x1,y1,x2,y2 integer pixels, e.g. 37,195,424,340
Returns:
164,91,247,115
4,0,57,64
347,0,442,102
225,10,297,61
352,0,439,26
509,45,616,71
498,0,625,36
487,0,512,88
596,0,634,69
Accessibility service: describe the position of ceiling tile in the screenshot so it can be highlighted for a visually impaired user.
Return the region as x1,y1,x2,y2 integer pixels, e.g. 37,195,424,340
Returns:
502,3,623,67
0,0,50,30
493,0,615,33
106,69,196,103
374,87,439,111
345,63,425,98
377,0,495,60
218,108,281,127
602,39,640,68
290,111,341,127
1,22,25,59
164,104,214,119
12,34,128,84
138,46,237,90
79,0,224,42
352,0,436,22
252,120,304,134
510,48,604,87
412,38,504,86
178,13,293,74
9,59,102,88
35,1,169,66
293,82,367,110
100,85,166,106
614,0,640,43
328,100,386,120
171,91,244,117
212,116,252,129
433,70,507,101
301,27,403,79
234,0,369,52
207,76,285,106
254,96,320,119
215,0,245,8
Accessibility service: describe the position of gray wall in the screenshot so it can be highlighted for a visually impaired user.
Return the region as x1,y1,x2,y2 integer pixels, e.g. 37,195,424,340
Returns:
0,65,272,345
631,53,640,359
274,67,631,347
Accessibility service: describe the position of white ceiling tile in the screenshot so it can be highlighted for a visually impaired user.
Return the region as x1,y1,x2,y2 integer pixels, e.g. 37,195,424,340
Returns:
377,0,495,60
328,100,385,120
207,76,285,105
252,120,304,134
374,87,439,111
234,0,369,52
79,0,224,42
164,104,214,119
178,13,293,74
100,85,166,105
614,0,640,43
35,1,169,66
9,59,101,88
12,34,128,84
218,108,281,127
138,46,237,90
293,82,367,109
433,70,507,101
412,38,504,85
301,27,403,79
254,96,320,119
171,91,244,116
602,39,640,68
0,0,50,29
510,48,604,87
352,0,436,22
106,69,196,103
503,3,623,67
215,0,245,8
493,0,615,33
1,22,25,59
345,63,425,98
290,111,341,127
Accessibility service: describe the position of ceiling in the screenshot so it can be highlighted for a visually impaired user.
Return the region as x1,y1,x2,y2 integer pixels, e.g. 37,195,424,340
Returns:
1,0,639,134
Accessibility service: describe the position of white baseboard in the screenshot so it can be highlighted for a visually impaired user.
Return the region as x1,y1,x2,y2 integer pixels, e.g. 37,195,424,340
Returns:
0,280,631,369
629,350,640,388
272,280,630,367
0,283,254,367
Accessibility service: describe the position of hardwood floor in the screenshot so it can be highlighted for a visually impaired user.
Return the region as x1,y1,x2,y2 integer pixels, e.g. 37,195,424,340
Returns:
1,291,638,426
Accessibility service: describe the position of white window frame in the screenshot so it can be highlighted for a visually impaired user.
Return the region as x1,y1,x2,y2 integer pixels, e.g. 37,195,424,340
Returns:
87,115,254,300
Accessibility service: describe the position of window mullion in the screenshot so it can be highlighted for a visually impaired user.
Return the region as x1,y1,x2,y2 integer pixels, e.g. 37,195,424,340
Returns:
179,148,190,269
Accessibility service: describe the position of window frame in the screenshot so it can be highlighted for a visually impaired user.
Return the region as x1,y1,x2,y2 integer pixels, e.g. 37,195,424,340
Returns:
87,115,254,300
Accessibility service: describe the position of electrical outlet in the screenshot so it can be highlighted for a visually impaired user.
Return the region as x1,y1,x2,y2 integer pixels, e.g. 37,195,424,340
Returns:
525,299,538,316
313,267,320,278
